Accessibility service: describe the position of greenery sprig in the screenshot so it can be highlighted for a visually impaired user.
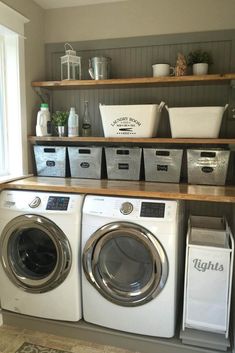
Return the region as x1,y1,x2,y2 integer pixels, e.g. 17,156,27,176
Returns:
187,50,213,66
52,111,69,126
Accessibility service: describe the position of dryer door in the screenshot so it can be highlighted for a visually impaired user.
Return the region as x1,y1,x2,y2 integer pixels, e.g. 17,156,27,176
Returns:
83,221,168,306
0,214,72,293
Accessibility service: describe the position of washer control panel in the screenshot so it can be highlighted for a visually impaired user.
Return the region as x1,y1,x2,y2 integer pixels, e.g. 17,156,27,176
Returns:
46,196,70,210
140,202,165,218
120,202,133,215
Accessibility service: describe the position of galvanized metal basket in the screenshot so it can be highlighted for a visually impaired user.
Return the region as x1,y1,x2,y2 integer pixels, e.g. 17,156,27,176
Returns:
105,147,142,180
33,146,67,177
187,149,230,185
68,146,103,179
143,148,183,183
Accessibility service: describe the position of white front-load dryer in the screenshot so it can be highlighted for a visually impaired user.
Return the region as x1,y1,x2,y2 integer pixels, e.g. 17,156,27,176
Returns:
82,195,184,337
0,190,84,321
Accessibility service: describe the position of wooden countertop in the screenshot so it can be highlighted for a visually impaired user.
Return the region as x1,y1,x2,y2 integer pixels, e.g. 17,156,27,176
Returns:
3,176,235,203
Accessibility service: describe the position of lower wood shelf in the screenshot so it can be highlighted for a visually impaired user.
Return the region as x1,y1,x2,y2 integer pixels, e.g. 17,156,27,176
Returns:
3,176,235,203
28,136,235,145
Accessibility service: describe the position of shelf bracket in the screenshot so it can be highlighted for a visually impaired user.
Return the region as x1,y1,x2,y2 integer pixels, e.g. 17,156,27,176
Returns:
228,80,235,120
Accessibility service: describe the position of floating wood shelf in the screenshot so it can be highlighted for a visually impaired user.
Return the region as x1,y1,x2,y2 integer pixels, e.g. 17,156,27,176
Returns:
4,176,235,203
31,73,235,89
28,136,235,145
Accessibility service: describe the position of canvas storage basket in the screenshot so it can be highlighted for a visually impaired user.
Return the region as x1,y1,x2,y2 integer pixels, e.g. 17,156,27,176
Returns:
143,148,183,182
105,147,142,180
187,149,230,186
68,147,102,179
182,216,234,338
166,104,228,138
33,145,67,177
99,102,165,138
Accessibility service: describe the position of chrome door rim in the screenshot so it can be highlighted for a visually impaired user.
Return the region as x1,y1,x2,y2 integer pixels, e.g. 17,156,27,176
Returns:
83,221,168,306
0,214,72,293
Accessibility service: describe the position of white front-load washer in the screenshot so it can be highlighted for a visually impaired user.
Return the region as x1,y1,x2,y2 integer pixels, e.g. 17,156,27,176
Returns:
0,189,84,321
82,195,184,337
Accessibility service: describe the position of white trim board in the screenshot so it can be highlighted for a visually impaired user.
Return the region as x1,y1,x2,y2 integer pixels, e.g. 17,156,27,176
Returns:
0,1,29,36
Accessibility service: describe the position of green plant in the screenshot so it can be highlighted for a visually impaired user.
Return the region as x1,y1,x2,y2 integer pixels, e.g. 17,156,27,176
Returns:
187,50,213,66
52,111,69,126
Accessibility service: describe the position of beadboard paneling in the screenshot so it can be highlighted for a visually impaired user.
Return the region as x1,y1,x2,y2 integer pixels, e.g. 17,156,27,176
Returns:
45,31,235,138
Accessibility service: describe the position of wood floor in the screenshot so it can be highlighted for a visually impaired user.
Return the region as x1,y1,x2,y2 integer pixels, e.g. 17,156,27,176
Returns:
0,324,135,353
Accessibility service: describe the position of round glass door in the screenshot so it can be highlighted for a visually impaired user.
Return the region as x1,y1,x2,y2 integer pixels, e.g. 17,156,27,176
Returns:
0,214,72,293
83,222,168,306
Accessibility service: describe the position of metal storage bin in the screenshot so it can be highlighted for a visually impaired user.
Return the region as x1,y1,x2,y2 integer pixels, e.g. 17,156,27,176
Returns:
105,147,142,180
33,145,66,177
182,215,234,338
68,147,102,179
143,148,183,183
187,149,230,186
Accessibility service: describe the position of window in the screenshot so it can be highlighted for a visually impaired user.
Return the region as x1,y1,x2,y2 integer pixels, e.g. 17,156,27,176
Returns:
0,2,29,179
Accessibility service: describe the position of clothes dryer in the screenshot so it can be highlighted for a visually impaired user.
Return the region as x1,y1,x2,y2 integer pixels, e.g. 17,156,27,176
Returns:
82,195,184,337
0,190,84,321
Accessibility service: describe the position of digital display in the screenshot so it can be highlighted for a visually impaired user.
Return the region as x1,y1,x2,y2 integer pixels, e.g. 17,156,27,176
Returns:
46,196,70,211
140,202,165,218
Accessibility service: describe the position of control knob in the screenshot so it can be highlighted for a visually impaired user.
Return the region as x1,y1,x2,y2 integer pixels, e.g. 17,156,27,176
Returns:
120,202,133,215
29,196,41,208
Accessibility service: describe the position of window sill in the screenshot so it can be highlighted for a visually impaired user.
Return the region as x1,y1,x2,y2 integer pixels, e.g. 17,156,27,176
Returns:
0,174,33,185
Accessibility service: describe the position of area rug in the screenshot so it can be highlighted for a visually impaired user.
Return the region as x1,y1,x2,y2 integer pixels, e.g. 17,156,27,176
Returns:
15,342,70,353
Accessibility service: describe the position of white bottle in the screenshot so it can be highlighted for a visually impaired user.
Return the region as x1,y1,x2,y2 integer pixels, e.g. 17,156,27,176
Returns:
68,107,79,137
36,103,51,136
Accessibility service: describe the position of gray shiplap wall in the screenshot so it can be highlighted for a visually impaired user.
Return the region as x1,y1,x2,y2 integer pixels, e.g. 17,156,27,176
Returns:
45,30,235,137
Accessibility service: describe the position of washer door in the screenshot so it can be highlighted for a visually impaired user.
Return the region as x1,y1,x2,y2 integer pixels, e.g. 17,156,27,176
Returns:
0,214,72,293
83,222,168,307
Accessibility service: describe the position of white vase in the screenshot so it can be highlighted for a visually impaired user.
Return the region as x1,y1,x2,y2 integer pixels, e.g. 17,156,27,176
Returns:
192,63,208,75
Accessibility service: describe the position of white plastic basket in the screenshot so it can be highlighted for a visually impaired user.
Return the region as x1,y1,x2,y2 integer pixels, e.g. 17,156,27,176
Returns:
99,102,165,138
166,104,228,138
182,216,234,338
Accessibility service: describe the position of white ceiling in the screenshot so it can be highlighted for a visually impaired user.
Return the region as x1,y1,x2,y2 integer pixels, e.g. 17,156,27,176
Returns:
33,0,128,10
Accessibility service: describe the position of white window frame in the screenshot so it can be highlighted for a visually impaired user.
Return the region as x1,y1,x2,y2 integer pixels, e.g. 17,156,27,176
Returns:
0,34,7,176
0,1,29,179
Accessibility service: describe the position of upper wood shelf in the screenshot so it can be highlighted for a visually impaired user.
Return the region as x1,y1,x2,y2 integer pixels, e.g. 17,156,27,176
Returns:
28,136,235,145
31,74,235,89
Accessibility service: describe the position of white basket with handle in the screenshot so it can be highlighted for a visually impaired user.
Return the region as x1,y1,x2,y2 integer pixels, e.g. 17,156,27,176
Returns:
166,104,228,138
99,102,165,138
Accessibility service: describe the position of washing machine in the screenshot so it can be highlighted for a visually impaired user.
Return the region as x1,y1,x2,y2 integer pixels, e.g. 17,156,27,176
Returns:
82,195,184,337
0,189,84,321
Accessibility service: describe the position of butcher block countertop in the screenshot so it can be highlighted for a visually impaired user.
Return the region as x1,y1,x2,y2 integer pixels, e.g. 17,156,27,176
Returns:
2,176,235,203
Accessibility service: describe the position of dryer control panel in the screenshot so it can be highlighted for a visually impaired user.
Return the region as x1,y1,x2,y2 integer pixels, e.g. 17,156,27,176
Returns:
83,195,178,221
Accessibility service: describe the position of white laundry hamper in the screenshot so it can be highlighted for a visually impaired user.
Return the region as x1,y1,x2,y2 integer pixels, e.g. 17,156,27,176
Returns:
182,216,234,338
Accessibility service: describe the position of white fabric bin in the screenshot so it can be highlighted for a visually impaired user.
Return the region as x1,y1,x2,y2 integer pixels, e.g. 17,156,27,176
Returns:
182,216,234,338
166,104,228,138
99,102,165,138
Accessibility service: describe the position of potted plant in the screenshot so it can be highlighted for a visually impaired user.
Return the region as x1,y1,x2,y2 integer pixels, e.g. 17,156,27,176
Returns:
52,111,69,136
187,50,213,75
